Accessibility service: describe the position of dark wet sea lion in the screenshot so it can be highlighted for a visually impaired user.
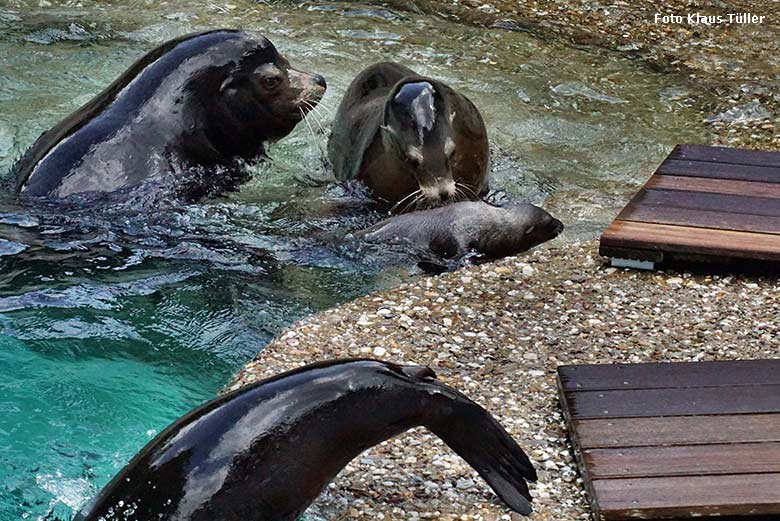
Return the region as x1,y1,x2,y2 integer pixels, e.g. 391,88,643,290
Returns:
74,359,537,521
328,62,489,211
13,30,326,202
358,201,563,264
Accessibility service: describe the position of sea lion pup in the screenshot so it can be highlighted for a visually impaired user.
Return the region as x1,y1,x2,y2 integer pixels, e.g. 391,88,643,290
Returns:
13,30,326,202
328,62,489,212
358,201,564,264
74,359,537,521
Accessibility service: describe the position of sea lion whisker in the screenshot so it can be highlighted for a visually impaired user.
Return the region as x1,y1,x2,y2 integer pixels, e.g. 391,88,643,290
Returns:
312,101,336,117
305,106,325,128
389,189,422,214
454,186,468,203
403,193,426,214
311,98,336,112
398,194,420,213
456,181,478,199
303,101,330,137
300,107,330,164
407,193,426,213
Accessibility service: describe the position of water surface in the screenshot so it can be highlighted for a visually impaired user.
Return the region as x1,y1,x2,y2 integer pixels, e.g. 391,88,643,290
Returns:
0,1,710,518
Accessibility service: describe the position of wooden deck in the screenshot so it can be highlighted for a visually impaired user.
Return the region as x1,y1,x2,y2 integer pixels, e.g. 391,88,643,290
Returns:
557,360,780,520
599,144,780,269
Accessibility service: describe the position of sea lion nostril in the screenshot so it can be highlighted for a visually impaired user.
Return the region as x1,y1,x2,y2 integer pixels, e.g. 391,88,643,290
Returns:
312,73,327,89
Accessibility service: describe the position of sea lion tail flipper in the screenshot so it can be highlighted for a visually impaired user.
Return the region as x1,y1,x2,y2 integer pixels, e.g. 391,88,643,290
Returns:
427,401,537,515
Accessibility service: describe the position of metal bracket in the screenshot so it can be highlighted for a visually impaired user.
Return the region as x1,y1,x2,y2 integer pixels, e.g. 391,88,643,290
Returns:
611,257,655,270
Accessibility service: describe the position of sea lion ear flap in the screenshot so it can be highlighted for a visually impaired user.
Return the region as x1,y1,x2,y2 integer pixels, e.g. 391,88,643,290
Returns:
449,111,456,124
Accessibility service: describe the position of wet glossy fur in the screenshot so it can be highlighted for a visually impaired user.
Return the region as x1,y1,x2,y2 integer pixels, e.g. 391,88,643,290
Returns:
13,30,325,202
328,62,489,210
74,359,536,521
359,201,564,262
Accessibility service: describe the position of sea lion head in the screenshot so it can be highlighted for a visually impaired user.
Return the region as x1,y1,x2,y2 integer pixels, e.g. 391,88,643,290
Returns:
477,203,564,259
216,33,327,142
381,80,458,209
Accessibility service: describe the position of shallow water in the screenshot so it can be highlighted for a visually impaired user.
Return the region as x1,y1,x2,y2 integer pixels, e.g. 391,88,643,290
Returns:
0,0,711,519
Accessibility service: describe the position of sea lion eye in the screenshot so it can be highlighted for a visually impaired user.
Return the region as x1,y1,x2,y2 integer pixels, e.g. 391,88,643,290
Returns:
263,76,282,90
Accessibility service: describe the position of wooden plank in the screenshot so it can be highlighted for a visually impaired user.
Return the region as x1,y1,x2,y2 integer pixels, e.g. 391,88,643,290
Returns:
559,360,780,392
575,415,780,449
618,204,780,236
565,385,780,419
658,159,780,184
585,442,780,478
594,473,780,520
600,221,780,261
559,359,780,520
647,175,780,199
670,144,780,169
629,188,780,218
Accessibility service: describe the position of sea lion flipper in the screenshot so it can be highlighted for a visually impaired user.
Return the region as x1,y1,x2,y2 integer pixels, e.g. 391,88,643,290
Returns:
427,400,537,515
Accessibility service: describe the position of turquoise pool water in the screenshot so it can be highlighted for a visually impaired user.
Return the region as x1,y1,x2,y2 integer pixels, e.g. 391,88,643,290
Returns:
0,0,710,519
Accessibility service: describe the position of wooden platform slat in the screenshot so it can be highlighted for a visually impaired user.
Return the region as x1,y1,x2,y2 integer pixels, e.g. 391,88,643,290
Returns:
594,474,780,519
617,205,780,235
574,415,780,449
658,159,780,183
599,144,780,267
670,144,780,168
630,189,780,218
601,221,780,261
558,360,780,520
647,175,780,199
585,442,780,478
559,360,780,391
566,385,780,419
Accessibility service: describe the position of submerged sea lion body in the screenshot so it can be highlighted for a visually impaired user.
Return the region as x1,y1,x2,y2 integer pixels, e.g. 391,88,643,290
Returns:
74,359,536,521
328,62,489,211
13,30,326,202
359,201,564,263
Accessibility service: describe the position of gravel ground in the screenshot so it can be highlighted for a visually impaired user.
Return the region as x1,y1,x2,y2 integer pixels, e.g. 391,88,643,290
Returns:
230,241,780,520
377,0,779,150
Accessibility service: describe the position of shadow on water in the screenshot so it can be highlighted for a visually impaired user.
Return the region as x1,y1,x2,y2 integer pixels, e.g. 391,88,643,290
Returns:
0,0,712,519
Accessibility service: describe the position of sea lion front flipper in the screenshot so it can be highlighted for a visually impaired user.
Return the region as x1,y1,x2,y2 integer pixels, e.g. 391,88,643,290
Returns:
426,399,537,515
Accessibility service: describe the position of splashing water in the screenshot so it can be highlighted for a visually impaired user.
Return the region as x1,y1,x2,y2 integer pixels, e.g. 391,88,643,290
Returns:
0,0,711,519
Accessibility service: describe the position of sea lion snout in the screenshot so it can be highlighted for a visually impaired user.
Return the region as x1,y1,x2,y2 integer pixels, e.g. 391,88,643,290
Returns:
420,179,457,206
288,67,327,112
551,217,565,236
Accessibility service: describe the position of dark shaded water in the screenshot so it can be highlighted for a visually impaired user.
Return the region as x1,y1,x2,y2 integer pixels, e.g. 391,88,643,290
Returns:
0,0,710,518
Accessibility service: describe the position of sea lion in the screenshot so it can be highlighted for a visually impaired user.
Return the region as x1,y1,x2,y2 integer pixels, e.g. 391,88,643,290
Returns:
13,30,326,202
358,201,563,265
328,62,489,212
74,359,537,521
